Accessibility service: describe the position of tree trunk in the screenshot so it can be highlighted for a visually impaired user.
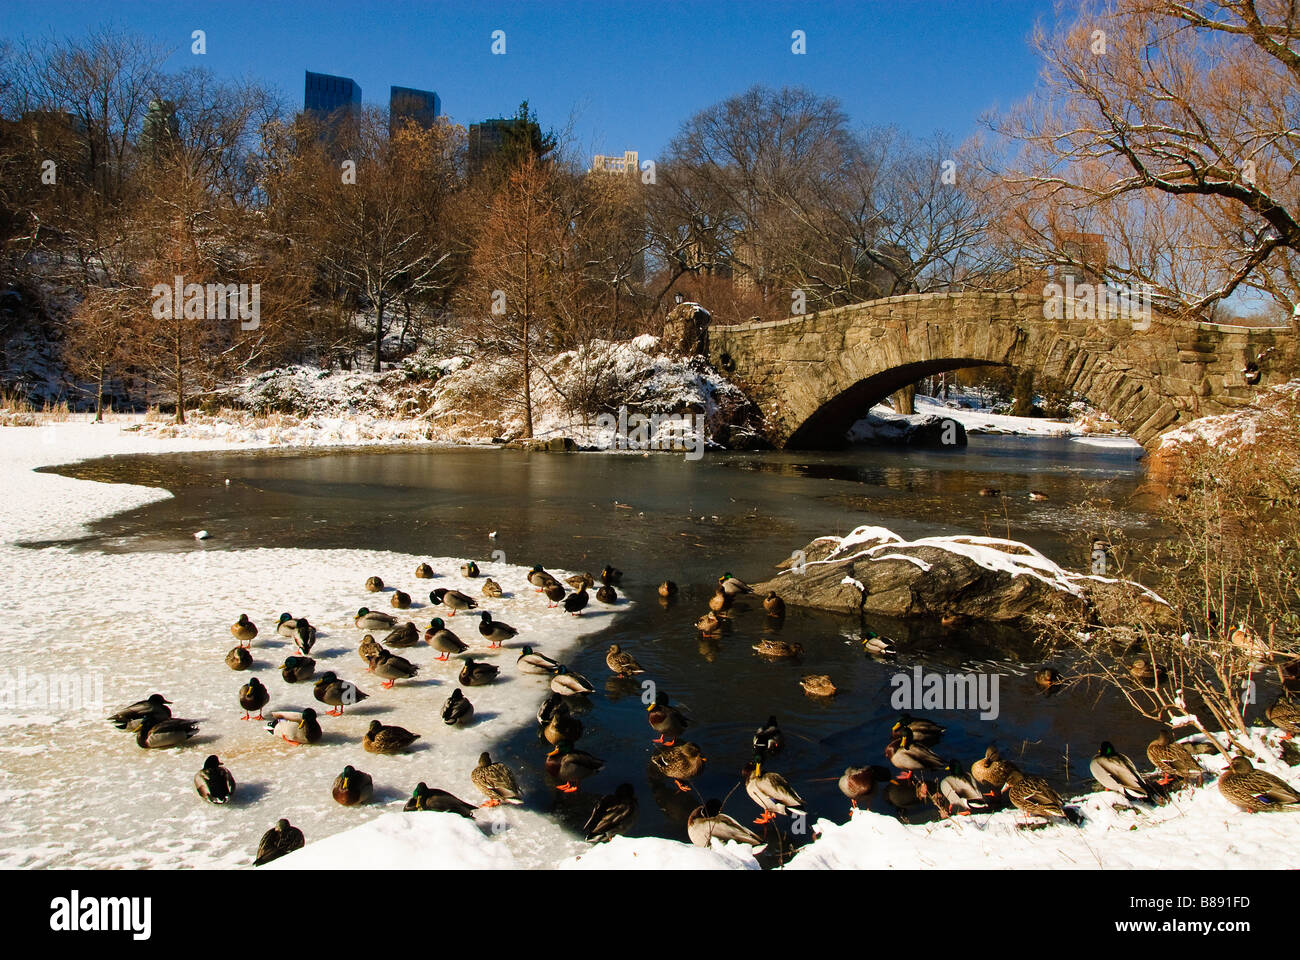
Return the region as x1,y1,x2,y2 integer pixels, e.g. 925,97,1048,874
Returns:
174,336,186,425
1012,368,1035,418
373,299,385,373
892,384,916,415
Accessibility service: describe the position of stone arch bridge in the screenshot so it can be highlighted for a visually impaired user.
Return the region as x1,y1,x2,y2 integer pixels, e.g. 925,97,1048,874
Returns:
705,291,1298,449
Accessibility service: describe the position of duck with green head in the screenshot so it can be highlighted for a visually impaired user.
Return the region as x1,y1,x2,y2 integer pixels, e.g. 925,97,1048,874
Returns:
355,607,397,631
280,655,316,683
424,618,467,660
332,765,373,806
744,751,805,826
405,782,477,818
194,755,235,804
517,645,559,675
478,611,519,647
238,677,269,720
647,693,688,746
550,664,594,697
109,693,171,732
430,588,477,616
441,687,473,726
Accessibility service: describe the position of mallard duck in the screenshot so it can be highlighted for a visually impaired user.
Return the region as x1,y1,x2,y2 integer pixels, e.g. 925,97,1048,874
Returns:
363,720,420,754
717,572,752,597
595,584,617,605
838,765,887,809
708,586,733,614
1229,622,1270,660
424,618,467,660
1217,755,1300,812
225,646,252,671
355,607,397,630
359,633,384,668
934,762,992,816
461,561,480,578
886,776,922,811
365,575,384,592
566,573,595,591
404,782,477,818
687,799,766,850
441,687,473,726
651,741,706,792
136,715,199,748
1129,658,1164,685
430,587,477,616
547,740,605,792
231,614,257,646
695,611,722,635
517,645,560,675
194,755,235,804
528,566,562,592
583,783,638,843
762,592,785,618
478,611,519,647
563,588,589,616
238,677,269,720
744,754,806,825
1090,741,1150,802
313,671,368,716
884,730,945,776
752,638,803,659
1266,697,1300,739
276,612,303,638
415,562,435,579
550,665,594,696
471,752,524,806
382,621,420,648
390,590,412,610
1004,770,1068,821
543,704,583,752
1028,490,1048,501
978,487,1000,497
482,578,503,598
648,693,688,745
600,565,623,586
605,643,644,677
536,692,564,728
1035,667,1063,691
366,649,418,689
253,819,304,866
971,745,1019,794
458,657,499,686
332,765,373,806
109,693,171,731
860,631,896,655
753,716,783,755
280,655,316,683
543,581,567,607
800,674,837,698
264,709,321,746
1146,729,1204,785
892,714,945,745
276,613,316,653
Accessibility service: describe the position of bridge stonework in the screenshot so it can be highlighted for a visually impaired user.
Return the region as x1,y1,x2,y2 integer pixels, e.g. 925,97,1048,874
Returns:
706,291,1299,449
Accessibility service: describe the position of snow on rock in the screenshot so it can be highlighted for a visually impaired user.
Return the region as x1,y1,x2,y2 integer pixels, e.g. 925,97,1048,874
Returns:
559,835,761,870
264,811,518,870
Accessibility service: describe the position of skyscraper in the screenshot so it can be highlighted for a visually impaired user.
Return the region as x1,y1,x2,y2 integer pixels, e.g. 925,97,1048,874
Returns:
389,86,440,133
304,71,361,122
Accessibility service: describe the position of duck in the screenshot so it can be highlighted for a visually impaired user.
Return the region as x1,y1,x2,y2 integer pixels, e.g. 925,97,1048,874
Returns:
708,586,734,614
1129,658,1164,685
194,755,235,804
595,584,617,604
332,765,373,806
1028,490,1048,501
1229,622,1270,660
658,580,678,598
651,741,706,792
550,665,594,696
459,657,500,687
547,740,605,793
536,692,565,728
404,782,478,818
390,590,412,610
600,565,623,586
583,783,638,843
415,562,435,579
543,581,568,607
717,572,752,597
563,587,589,616
424,618,467,660
605,643,644,677
744,753,806,825
800,674,837,698
276,613,316,653
231,614,257,646
517,645,560,675
109,693,172,731
471,752,524,806
382,621,420,648
136,715,199,748
694,611,723,635
762,592,785,618
238,677,269,720
280,655,316,683
934,763,992,816
225,646,252,671
566,572,595,591
313,671,368,716
528,566,562,593
264,709,321,746
885,729,945,776
1004,770,1069,821
363,720,421,754
978,487,1000,497
430,587,477,616
1035,667,1063,691
478,611,519,647
1217,755,1300,812
461,561,480,578
886,776,923,811
687,799,766,850
971,745,1019,794
1266,697,1300,739
648,693,689,745
358,634,384,668
355,607,397,631
891,714,945,745
838,764,888,809
1090,741,1151,802
276,612,305,638
860,631,896,655
253,819,304,866
366,649,419,689
441,688,474,726
365,575,384,592
543,704,583,753
752,638,803,659
752,716,783,755
1146,728,1204,785
482,578,503,599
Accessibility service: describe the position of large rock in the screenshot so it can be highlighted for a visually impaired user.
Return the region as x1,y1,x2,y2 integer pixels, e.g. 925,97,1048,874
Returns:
661,302,711,356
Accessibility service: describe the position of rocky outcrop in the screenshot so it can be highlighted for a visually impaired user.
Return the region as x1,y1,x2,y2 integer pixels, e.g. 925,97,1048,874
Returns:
661,302,711,356
846,411,968,448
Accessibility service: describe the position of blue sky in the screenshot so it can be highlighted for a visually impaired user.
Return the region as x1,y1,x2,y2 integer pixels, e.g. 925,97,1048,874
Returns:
1,0,1055,159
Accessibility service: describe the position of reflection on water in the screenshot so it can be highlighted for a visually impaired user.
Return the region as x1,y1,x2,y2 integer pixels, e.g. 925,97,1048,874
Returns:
42,435,1162,850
